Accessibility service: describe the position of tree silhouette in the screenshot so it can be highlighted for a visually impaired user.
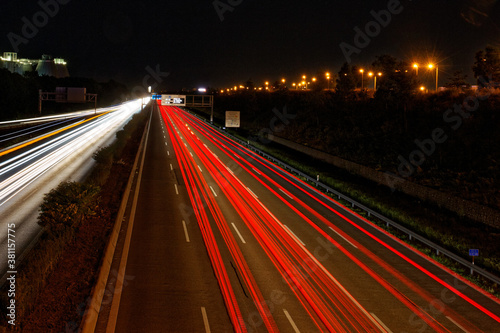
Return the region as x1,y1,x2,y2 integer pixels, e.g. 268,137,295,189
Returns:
445,70,470,90
473,46,500,87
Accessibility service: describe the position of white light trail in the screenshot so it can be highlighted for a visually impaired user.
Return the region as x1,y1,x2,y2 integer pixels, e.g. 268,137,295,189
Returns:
0,99,146,207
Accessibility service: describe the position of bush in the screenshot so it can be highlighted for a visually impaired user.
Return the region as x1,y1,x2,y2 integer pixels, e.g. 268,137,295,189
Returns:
38,181,100,236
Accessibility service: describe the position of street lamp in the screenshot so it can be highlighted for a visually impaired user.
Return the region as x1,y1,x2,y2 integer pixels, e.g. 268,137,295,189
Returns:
413,63,419,75
376,72,382,91
428,63,438,91
326,72,331,90
359,69,364,90
368,72,382,91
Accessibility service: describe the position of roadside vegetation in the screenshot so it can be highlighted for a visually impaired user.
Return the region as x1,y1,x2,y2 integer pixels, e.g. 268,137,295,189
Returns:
0,105,149,331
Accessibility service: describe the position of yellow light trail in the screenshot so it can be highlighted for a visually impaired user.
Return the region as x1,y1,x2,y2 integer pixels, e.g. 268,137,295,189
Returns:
0,110,116,157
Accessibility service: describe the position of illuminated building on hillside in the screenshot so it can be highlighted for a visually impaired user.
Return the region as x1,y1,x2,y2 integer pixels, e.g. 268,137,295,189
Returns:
1,52,69,78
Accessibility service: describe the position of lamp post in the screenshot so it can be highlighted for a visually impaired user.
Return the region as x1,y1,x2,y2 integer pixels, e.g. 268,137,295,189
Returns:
368,72,382,91
359,69,364,90
413,63,418,76
428,64,438,91
376,72,382,91
326,72,331,90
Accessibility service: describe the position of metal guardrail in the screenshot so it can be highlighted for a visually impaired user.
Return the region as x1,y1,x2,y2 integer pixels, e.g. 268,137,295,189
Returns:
192,114,500,287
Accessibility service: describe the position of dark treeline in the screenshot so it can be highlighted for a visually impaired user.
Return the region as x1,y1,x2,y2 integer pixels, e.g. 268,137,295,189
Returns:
0,69,129,120
214,50,500,210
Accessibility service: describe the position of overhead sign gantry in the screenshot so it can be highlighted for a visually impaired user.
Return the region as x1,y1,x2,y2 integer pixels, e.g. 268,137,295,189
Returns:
161,95,186,106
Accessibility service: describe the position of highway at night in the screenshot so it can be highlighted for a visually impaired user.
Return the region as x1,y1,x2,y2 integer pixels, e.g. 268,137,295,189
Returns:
99,102,500,332
0,100,146,282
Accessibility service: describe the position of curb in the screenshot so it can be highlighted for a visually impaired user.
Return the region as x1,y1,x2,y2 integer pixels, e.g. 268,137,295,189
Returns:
79,110,150,332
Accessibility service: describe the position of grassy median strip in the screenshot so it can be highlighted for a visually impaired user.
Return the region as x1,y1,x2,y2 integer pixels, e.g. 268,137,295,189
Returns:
0,106,149,331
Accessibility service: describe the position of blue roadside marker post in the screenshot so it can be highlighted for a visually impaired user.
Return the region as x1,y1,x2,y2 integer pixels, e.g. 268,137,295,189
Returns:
469,249,479,275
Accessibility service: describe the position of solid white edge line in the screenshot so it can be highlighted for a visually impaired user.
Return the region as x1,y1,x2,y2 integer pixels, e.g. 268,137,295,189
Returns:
231,223,246,244
210,186,217,197
446,316,470,333
370,312,393,333
201,307,211,333
182,220,190,243
247,187,258,199
105,107,152,333
174,184,179,195
283,309,301,333
283,224,305,246
329,227,358,249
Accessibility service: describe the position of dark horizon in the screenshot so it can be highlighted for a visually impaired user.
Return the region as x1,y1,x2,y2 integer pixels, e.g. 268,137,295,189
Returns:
1,0,499,89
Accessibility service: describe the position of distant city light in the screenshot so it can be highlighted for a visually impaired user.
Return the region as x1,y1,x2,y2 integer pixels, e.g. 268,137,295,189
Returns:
198,88,207,93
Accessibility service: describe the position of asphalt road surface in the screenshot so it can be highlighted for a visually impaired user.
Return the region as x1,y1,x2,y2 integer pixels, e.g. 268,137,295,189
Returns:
100,102,500,332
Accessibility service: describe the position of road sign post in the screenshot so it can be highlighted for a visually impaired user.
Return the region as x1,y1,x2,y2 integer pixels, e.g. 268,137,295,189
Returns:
469,249,479,275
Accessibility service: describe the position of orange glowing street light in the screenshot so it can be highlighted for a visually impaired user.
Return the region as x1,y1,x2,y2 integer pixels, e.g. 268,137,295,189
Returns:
427,63,438,91
359,69,364,89
368,72,382,90
326,72,331,90
413,63,419,75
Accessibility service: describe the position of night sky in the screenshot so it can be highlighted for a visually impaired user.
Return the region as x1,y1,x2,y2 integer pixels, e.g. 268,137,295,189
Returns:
1,0,499,90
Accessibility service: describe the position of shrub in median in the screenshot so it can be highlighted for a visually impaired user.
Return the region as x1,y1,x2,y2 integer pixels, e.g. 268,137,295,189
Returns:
38,181,100,236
